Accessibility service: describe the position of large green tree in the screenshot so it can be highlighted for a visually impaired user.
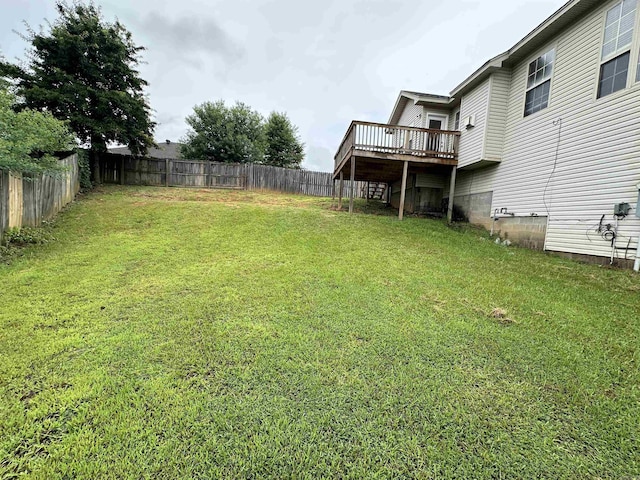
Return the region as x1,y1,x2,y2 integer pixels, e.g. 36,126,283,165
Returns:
0,84,74,174
263,112,305,168
1,1,155,170
181,101,266,164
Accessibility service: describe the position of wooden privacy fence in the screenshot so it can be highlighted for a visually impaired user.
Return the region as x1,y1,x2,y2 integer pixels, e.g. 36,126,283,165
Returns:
99,153,368,198
0,154,80,244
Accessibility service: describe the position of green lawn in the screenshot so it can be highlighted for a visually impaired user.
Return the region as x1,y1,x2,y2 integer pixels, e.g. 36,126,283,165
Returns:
1,186,639,479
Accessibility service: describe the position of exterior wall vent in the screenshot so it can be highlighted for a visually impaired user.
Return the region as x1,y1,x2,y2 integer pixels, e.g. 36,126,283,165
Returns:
464,115,476,129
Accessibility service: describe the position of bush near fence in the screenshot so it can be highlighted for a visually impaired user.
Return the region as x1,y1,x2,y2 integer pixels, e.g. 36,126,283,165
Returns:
99,153,368,199
0,154,79,244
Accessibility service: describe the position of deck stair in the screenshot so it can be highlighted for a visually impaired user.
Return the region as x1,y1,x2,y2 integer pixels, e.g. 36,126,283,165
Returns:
362,182,387,200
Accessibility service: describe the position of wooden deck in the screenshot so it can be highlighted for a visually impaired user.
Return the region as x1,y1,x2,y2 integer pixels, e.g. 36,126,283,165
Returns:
333,121,460,183
332,121,461,221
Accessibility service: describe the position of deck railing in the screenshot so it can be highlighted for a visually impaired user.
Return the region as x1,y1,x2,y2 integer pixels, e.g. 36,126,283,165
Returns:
334,121,460,171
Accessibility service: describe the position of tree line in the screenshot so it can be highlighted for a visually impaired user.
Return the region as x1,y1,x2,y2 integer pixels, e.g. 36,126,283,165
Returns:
0,1,305,180
181,101,304,168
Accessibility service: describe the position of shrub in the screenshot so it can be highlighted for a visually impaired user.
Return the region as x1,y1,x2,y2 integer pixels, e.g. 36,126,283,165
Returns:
76,149,92,189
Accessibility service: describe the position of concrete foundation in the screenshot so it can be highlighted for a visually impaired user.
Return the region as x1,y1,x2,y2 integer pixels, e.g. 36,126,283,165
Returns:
491,216,548,250
450,191,547,250
451,191,494,227
549,251,635,269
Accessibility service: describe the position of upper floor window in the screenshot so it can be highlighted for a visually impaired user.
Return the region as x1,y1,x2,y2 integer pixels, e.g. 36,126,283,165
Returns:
602,0,637,59
524,49,555,116
598,0,637,98
599,52,631,97
454,111,461,130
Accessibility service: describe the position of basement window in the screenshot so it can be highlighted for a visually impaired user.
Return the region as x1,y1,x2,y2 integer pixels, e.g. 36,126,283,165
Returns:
524,48,555,116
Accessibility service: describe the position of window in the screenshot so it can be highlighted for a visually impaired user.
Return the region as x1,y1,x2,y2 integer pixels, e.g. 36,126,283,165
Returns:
454,111,461,130
598,0,636,98
524,49,555,116
602,0,637,59
599,52,631,97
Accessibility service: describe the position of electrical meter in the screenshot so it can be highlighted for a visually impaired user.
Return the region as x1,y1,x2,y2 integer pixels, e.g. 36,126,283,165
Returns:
614,203,631,217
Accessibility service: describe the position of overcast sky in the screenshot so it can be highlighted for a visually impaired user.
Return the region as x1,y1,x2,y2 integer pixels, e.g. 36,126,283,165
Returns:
1,0,566,171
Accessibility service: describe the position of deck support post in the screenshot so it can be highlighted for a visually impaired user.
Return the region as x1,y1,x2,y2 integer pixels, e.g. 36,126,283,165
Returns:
398,161,409,221
447,165,458,224
331,179,336,208
411,174,417,212
366,181,370,204
338,172,344,210
349,159,356,214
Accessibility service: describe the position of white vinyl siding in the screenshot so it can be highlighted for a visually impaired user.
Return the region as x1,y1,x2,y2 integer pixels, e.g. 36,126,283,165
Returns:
448,167,498,198
490,5,640,259
416,173,446,189
457,79,490,168
397,102,423,127
484,71,511,161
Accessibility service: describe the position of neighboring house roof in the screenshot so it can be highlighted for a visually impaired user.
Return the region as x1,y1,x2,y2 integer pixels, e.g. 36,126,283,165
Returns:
108,141,183,159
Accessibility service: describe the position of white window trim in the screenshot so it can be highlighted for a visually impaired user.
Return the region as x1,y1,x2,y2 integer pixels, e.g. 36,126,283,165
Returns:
523,47,556,117
426,113,449,131
596,0,640,100
601,0,638,62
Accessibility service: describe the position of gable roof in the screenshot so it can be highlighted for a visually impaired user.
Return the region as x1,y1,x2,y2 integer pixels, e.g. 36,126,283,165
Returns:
387,0,602,123
108,141,184,159
388,90,457,125
451,0,600,96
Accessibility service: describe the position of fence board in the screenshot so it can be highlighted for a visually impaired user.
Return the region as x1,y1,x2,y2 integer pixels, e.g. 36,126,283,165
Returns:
99,153,369,199
0,154,80,243
0,171,8,244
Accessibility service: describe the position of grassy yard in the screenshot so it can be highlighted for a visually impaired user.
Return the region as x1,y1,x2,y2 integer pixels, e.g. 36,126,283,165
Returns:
1,186,639,479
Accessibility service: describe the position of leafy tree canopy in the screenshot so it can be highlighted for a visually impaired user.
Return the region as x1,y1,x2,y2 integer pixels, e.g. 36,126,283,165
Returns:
181,101,266,164
0,1,155,155
181,101,306,168
263,112,304,169
0,85,74,174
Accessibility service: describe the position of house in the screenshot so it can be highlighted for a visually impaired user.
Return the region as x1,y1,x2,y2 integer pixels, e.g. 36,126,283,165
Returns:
108,140,183,160
334,0,640,270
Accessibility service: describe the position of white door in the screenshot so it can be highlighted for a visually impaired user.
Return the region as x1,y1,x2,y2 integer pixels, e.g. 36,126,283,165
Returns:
426,114,448,152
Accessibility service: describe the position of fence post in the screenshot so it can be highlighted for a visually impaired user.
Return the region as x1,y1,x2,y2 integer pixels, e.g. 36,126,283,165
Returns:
165,159,170,187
